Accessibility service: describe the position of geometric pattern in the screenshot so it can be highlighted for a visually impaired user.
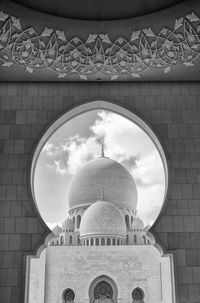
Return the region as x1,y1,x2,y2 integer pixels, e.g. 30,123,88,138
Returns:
0,11,200,80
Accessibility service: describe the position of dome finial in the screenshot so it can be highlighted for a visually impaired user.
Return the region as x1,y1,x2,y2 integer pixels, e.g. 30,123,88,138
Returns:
101,143,105,157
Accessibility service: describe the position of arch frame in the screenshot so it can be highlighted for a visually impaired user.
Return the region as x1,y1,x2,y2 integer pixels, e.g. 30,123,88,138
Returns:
88,275,118,303
30,99,169,236
26,99,176,303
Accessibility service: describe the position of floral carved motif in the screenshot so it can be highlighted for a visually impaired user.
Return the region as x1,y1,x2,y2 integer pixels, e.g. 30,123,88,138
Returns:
0,11,200,80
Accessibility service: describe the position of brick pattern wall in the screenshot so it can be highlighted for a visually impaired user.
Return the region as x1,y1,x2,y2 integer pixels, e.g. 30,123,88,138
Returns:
0,82,200,303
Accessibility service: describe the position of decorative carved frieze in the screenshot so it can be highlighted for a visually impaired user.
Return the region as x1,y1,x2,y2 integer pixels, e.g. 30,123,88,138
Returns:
0,11,200,80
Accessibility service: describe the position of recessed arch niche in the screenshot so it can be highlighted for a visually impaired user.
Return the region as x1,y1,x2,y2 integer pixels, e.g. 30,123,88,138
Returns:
31,100,168,232
88,275,118,303
26,100,176,303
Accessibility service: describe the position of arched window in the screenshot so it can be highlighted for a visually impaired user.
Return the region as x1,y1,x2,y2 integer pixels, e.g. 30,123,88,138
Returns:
126,235,129,244
132,288,144,303
125,215,129,229
69,235,72,245
142,235,146,244
86,239,89,246
91,238,94,246
77,215,81,229
117,239,120,245
112,239,116,245
131,216,133,225
94,281,113,302
101,238,105,246
77,235,80,245
134,235,137,244
107,238,110,246
60,236,64,245
63,288,75,303
96,238,99,246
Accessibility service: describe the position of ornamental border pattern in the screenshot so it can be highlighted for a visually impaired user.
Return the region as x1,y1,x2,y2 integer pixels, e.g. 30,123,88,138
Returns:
0,11,200,80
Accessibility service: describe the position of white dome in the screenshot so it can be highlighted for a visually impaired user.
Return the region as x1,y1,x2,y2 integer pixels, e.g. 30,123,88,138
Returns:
132,217,145,230
80,200,126,238
68,157,138,211
62,218,74,230
52,225,62,236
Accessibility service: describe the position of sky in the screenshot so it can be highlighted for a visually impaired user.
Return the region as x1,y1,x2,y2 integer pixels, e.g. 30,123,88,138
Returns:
34,110,166,230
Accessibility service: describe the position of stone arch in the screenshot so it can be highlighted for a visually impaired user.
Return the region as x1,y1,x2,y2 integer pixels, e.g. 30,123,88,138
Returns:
77,215,81,229
89,275,118,303
30,100,169,247
125,215,129,229
26,100,175,303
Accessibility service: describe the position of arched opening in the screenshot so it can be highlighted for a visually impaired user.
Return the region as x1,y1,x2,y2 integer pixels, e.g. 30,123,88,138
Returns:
31,101,168,233
26,101,175,303
131,216,133,225
69,235,72,245
134,235,137,244
125,215,129,229
94,281,113,303
89,275,118,303
62,288,75,303
142,235,146,244
60,236,64,245
132,287,144,303
77,215,81,229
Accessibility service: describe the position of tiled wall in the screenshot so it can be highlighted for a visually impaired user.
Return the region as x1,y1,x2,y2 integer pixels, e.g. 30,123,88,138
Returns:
0,82,200,303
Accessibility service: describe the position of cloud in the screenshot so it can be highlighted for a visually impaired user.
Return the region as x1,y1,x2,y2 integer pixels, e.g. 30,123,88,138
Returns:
43,135,100,175
137,183,165,225
41,110,165,225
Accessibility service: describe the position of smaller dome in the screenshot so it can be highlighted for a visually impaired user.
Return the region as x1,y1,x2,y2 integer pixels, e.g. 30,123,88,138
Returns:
52,225,62,236
132,217,145,231
62,217,74,231
80,200,126,238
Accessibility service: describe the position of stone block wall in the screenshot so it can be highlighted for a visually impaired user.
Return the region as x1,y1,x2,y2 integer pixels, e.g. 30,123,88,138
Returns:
0,82,200,302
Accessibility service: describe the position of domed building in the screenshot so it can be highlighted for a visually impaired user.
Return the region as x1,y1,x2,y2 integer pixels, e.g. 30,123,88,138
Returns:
30,151,174,303
49,151,150,247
